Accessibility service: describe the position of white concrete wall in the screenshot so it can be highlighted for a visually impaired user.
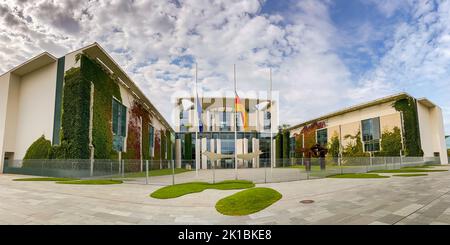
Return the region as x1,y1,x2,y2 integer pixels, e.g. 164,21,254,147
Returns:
4,73,20,152
417,102,448,164
13,62,58,159
0,73,11,172
64,51,81,72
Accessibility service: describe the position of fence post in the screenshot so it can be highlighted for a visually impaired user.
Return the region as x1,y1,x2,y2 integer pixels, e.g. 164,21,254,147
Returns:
121,160,125,178
212,160,216,184
264,160,267,184
145,160,149,185
172,160,175,186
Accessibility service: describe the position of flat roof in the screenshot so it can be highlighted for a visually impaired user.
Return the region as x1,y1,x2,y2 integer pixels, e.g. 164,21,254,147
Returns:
1,43,173,132
288,92,412,131
1,52,57,77
77,43,174,132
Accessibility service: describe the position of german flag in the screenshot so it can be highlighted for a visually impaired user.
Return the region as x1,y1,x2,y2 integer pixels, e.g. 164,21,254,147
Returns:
235,93,247,130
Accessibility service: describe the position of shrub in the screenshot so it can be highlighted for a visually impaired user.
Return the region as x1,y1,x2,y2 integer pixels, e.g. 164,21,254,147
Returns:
23,135,52,160
328,133,340,159
379,127,402,156
343,131,369,157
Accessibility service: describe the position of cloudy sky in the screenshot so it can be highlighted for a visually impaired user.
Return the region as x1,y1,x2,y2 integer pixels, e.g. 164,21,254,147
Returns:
1,0,450,133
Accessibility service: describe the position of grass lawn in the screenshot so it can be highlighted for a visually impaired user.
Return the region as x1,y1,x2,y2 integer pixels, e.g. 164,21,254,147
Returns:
116,168,191,178
393,174,428,177
370,169,447,173
215,187,282,216
150,180,255,199
13,177,78,182
327,173,389,179
56,179,123,185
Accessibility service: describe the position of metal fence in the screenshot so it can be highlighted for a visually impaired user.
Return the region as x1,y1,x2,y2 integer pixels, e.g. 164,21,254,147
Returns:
2,156,441,185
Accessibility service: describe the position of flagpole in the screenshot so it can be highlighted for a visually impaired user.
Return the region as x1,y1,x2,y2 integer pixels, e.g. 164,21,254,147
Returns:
234,64,238,180
269,68,273,172
195,63,199,177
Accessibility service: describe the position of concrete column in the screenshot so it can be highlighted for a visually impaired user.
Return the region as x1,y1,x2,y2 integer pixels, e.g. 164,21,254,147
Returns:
201,137,207,169
195,138,200,171
216,139,221,168
243,138,248,168
252,138,260,168
175,139,182,168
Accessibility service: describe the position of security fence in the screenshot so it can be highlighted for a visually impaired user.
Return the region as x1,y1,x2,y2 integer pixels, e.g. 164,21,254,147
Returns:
2,156,442,185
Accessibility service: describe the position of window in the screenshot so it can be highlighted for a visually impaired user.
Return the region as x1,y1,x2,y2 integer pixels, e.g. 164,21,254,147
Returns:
179,110,189,132
149,125,154,157
112,98,127,151
362,117,381,152
316,128,328,147
264,112,271,130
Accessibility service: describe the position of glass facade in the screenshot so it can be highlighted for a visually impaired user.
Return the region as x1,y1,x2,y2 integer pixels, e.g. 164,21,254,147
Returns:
112,98,127,152
362,117,381,152
316,128,327,147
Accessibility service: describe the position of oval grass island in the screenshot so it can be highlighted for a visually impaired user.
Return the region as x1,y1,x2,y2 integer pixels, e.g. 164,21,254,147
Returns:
215,187,282,216
150,180,255,199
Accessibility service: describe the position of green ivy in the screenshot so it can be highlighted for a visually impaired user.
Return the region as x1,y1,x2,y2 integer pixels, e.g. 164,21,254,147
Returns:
393,97,423,156
81,55,122,159
166,130,173,160
184,133,192,160
59,67,90,159
282,130,290,159
23,135,52,160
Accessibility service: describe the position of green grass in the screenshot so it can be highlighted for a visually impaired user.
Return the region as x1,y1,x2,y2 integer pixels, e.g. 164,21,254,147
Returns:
393,174,428,177
150,180,255,199
327,173,389,179
56,179,123,185
13,177,78,182
215,188,282,216
116,168,191,178
370,169,447,173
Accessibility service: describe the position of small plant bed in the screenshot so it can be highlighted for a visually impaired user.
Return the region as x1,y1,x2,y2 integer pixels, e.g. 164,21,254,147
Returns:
370,169,447,173
13,177,78,182
327,173,389,179
393,174,428,177
150,180,255,199
401,165,435,169
116,168,191,178
56,179,123,185
215,187,282,216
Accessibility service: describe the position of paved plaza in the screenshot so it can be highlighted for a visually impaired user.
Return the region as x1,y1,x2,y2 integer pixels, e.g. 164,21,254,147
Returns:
0,165,450,225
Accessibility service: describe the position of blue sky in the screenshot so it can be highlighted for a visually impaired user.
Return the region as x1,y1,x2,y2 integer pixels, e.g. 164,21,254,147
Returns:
1,0,450,133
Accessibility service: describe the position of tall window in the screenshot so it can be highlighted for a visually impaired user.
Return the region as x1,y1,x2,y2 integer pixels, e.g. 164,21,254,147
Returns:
316,128,328,147
362,117,381,152
112,98,127,151
179,110,189,132
264,112,271,130
149,125,154,157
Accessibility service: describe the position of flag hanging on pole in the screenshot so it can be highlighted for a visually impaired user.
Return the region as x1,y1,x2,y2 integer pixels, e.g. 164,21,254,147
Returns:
235,92,247,130
196,92,203,133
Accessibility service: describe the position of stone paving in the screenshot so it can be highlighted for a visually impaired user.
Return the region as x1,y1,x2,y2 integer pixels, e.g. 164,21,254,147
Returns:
0,165,449,225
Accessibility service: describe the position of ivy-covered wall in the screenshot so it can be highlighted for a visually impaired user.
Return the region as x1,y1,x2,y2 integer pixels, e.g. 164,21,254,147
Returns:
58,66,90,159
184,133,193,160
81,55,123,159
123,101,151,160
393,97,423,156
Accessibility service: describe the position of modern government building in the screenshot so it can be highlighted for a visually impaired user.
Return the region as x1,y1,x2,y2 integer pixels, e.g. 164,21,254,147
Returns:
0,44,448,173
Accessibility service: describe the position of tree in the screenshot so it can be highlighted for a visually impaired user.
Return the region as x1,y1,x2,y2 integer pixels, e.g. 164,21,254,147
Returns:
24,135,52,160
379,127,402,156
343,131,368,157
328,133,340,159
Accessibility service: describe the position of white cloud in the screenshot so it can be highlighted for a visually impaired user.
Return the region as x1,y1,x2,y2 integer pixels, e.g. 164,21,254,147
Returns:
1,0,449,134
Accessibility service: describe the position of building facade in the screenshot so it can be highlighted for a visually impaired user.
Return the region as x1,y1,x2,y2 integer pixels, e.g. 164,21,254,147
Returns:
174,96,278,169
287,93,448,165
0,43,173,173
